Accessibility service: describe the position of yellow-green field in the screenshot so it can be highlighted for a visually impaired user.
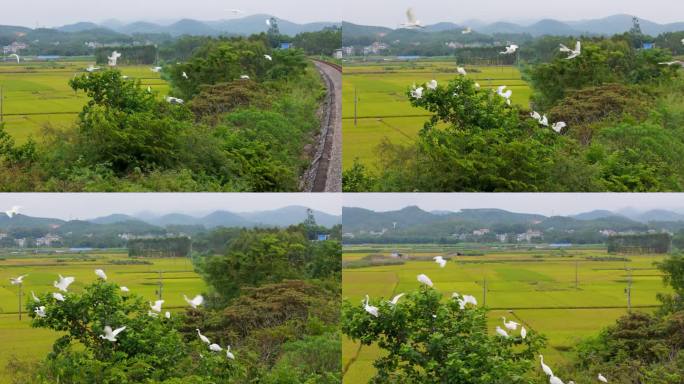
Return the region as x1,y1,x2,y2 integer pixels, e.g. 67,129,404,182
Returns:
0,251,203,383
342,61,531,170
342,246,667,383
0,61,170,144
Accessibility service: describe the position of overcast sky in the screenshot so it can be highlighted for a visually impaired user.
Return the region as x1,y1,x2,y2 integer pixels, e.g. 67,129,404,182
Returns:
1,0,341,28
344,194,684,216
343,0,684,27
0,193,342,220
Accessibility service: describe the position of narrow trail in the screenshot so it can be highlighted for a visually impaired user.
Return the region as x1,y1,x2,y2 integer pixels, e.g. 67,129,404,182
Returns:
303,60,342,192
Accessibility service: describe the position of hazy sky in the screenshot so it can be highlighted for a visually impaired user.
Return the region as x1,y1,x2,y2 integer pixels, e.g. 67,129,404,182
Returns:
1,0,341,28
343,0,684,27
344,194,684,216
0,193,342,220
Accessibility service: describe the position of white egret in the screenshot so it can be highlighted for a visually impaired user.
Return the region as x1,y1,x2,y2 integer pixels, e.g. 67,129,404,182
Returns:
182,71,188,79
400,8,425,29
100,325,126,342
120,286,129,292
10,274,27,285
457,67,467,76
500,44,519,55
417,274,433,287
86,65,100,72
34,306,46,318
497,85,512,105
196,329,211,344
52,292,65,301
475,82,481,89
521,326,527,339
560,41,581,60
266,19,272,27
150,300,164,313
658,61,684,66
240,75,250,80
107,51,122,66
95,269,107,280
148,311,159,318
389,293,405,306
166,96,184,105
540,355,553,376
502,317,519,331
8,53,20,63
550,376,564,384
226,346,235,359
54,275,75,292
264,54,272,61
531,111,542,121
165,311,171,319
151,66,162,73
552,122,567,133
363,295,379,317
462,27,472,34
5,206,20,218
495,326,509,338
209,343,222,352
411,86,424,99
147,86,152,93
31,291,40,303
426,80,438,90
598,373,608,382
184,294,204,309
539,115,549,127
433,256,447,268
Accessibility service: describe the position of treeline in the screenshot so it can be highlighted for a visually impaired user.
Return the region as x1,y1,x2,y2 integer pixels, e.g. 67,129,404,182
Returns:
128,236,192,257
607,233,672,254
95,45,157,65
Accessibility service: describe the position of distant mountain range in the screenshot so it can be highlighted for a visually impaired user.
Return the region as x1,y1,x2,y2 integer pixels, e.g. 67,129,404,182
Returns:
343,14,684,38
53,15,338,37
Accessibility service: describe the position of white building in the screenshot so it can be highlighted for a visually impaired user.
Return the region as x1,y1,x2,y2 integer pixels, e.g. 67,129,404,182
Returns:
36,234,62,247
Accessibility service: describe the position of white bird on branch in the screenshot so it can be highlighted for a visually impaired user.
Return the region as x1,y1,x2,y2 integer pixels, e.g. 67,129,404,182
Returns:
502,317,519,331
417,274,433,287
552,122,567,133
34,306,46,318
31,291,40,303
363,295,379,317
427,80,438,90
497,85,512,105
150,300,164,313
100,326,126,342
95,269,107,280
495,326,509,338
52,292,65,302
120,286,129,292
389,293,405,306
457,66,467,76
209,343,222,352
196,329,211,344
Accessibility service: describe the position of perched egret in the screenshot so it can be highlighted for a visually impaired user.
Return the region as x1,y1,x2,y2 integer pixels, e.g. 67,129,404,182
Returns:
521,326,527,339
400,7,425,29
95,269,107,280
411,86,424,99
100,326,126,342
417,274,433,287
52,292,65,302
560,41,581,59
550,376,564,384
363,295,379,317
226,346,235,359
264,54,272,61
500,44,519,55
54,274,75,292
107,51,122,66
151,66,162,73
8,53,20,63
495,326,509,338
5,206,20,218
150,300,164,313
182,71,189,79
184,294,204,309
166,96,184,104
598,373,608,383
10,274,27,285
147,86,152,93
658,61,684,66
196,329,211,344
240,75,250,79
457,66,467,76
552,122,567,133
209,343,222,352
539,115,549,127
540,355,554,376
389,293,405,306
502,317,519,331
426,80,438,90
531,111,542,121
148,311,159,318
120,286,130,292
31,291,40,303
86,65,100,72
497,85,512,105
474,82,481,89
165,311,171,319
34,306,46,318
433,256,447,268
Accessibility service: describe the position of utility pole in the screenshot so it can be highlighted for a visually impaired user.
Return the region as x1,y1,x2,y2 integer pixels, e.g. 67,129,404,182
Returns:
354,88,358,127
18,283,23,320
575,261,579,290
157,271,163,301
482,277,487,307
626,267,633,313
1,86,4,124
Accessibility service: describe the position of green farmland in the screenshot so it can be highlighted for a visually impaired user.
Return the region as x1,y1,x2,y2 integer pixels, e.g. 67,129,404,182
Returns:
0,60,169,144
342,245,667,383
0,251,203,383
342,60,531,169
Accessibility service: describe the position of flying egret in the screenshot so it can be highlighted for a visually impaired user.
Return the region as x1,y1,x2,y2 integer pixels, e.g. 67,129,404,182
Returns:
150,300,164,313
196,329,211,344
120,286,129,292
151,66,162,73
166,96,184,105
100,325,126,342
457,66,467,76
417,274,433,287
502,317,519,331
5,206,20,218
560,41,581,59
389,293,405,306
52,292,65,302
411,86,424,99
497,85,512,105
34,306,46,318
264,54,272,61
550,376,564,384
54,275,75,292
426,80,438,90
552,122,566,133
495,326,509,338
225,346,235,359
433,256,447,268
107,51,122,66
10,274,27,285
182,71,188,79
165,311,171,319
184,294,204,309
598,373,608,382
540,355,553,376
462,27,472,34
31,291,40,303
86,65,100,72
521,326,527,339
400,7,425,29
8,53,20,63
95,269,107,280
209,343,222,352
500,44,519,55
363,295,379,317
658,61,684,66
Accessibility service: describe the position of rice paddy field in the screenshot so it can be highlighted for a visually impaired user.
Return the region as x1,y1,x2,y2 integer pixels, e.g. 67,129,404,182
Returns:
342,60,532,170
342,244,668,383
0,250,204,383
0,59,170,144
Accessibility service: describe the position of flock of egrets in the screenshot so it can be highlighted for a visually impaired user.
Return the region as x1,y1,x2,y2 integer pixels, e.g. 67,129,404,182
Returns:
360,255,611,383
8,269,236,360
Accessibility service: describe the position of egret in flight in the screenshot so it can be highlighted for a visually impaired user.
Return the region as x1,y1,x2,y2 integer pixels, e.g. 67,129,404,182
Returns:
100,326,126,342
10,274,27,285
86,65,100,72
5,206,20,218
433,256,447,268
8,53,20,63
400,8,425,29
150,300,164,313
54,275,75,292
363,295,379,317
107,51,121,66
151,66,162,73
560,41,581,59
500,44,519,55
240,75,250,79
184,294,204,309
462,27,472,34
